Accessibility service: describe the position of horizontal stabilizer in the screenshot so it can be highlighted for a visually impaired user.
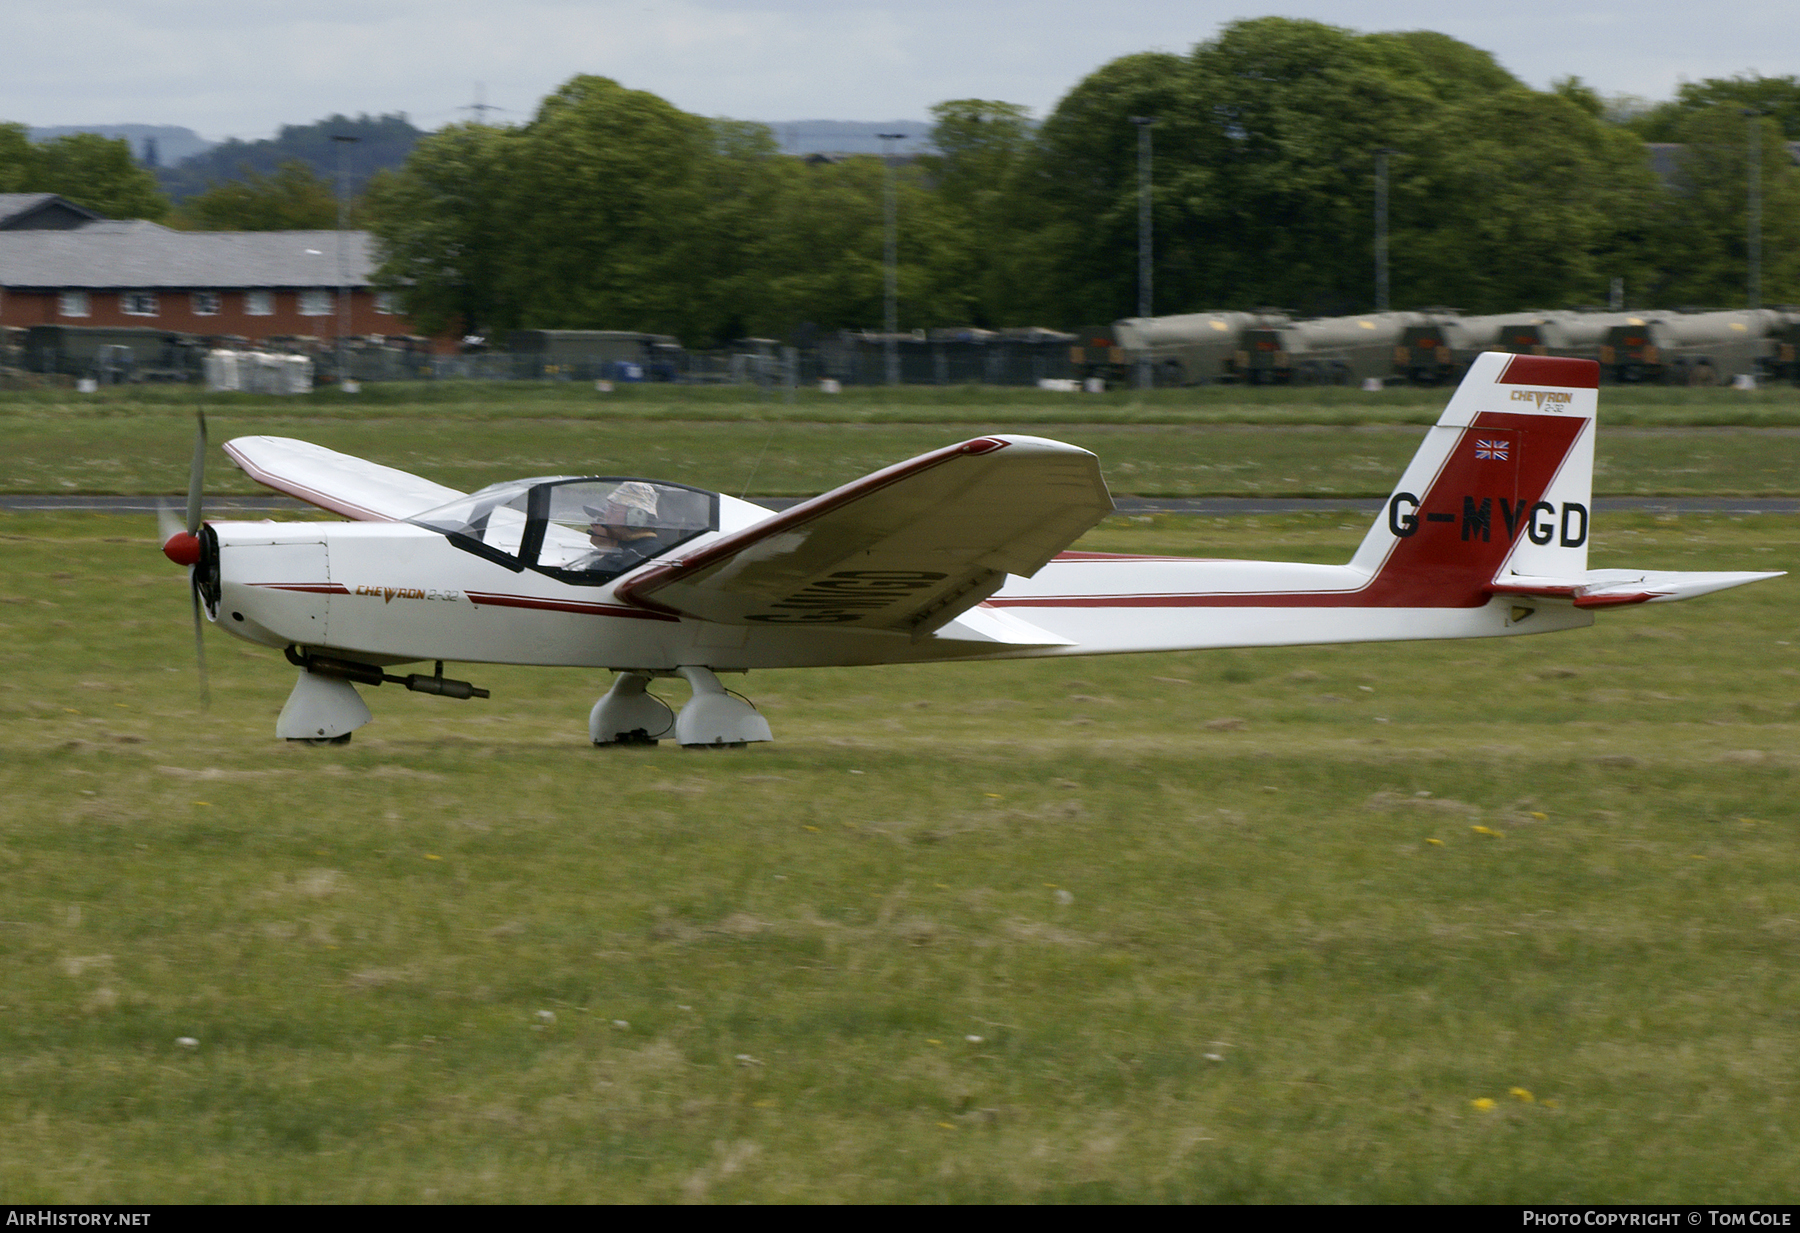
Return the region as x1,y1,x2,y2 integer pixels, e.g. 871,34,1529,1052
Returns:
224,436,466,521
1490,568,1784,608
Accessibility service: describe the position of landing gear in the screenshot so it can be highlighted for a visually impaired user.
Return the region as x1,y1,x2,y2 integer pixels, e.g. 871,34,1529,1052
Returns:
277,668,373,742
589,671,673,746
674,666,772,748
589,666,772,750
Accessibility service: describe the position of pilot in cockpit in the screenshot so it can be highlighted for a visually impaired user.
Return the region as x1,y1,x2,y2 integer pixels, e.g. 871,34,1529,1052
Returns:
574,481,664,572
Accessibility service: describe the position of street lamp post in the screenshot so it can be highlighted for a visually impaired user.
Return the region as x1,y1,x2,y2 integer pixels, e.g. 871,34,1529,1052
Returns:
1374,147,1397,313
1746,109,1763,312
1129,117,1156,391
332,134,359,389
877,132,906,387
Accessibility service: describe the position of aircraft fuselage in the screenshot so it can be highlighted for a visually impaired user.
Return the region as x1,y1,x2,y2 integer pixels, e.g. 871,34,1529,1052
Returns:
210,518,1593,675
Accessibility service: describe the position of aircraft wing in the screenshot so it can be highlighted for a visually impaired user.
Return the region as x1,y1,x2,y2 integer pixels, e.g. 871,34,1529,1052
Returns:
223,436,466,521
617,435,1113,637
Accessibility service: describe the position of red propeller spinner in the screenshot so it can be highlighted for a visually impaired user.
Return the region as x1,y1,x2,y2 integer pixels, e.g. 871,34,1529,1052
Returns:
163,530,203,566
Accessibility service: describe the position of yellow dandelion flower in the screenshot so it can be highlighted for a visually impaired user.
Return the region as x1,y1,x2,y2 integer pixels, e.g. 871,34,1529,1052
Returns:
1510,1087,1534,1103
1472,825,1494,835
1426,838,1444,846
424,854,442,861
1470,1098,1496,1112
1530,812,1548,821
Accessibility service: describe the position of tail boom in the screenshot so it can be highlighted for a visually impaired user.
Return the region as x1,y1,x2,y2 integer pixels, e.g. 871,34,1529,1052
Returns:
971,351,1780,657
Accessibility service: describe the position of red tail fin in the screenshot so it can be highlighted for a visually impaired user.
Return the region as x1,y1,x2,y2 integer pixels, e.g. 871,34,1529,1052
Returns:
1350,353,1599,605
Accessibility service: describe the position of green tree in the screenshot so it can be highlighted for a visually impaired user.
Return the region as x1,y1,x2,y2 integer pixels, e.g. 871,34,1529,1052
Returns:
1630,75,1800,141
1550,75,1606,119
1004,51,1188,325
919,99,1036,327
1394,91,1660,311
750,156,890,335
171,159,342,230
0,122,35,192
368,88,809,346
1362,30,1522,98
503,76,718,339
1643,107,1800,306
1010,18,1651,322
1170,18,1555,314
747,154,971,338
0,129,168,219
365,123,519,338
679,118,793,342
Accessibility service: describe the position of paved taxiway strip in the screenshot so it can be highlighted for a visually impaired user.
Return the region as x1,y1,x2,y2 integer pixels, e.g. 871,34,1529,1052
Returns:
4,495,1799,517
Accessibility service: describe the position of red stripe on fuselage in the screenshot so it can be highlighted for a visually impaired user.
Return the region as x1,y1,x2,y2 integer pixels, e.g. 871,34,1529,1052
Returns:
464,591,681,621
243,582,675,620
246,582,350,595
1051,550,1219,562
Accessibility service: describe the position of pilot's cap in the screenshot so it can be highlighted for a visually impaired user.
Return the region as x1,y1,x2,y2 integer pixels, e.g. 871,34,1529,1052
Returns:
584,481,658,519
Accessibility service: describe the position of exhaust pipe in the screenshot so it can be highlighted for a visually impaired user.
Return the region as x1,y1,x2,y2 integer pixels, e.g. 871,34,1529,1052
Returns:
285,648,490,699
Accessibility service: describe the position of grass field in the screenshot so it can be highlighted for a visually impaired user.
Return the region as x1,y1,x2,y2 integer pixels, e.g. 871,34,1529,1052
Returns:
0,510,1794,1202
5,383,1800,498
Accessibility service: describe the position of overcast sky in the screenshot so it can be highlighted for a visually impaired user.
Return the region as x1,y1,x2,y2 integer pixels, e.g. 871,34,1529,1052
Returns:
9,0,1796,141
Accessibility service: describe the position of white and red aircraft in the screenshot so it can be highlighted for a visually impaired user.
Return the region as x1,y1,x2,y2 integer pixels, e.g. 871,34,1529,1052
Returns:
159,353,1780,746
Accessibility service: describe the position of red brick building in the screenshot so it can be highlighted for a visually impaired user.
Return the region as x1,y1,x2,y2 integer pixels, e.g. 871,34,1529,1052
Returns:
0,196,446,350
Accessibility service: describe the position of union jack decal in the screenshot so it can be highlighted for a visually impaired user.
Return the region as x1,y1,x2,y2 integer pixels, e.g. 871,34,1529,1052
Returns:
1474,438,1510,461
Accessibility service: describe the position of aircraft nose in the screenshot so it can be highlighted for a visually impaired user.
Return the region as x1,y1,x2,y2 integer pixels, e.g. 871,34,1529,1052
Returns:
163,531,203,566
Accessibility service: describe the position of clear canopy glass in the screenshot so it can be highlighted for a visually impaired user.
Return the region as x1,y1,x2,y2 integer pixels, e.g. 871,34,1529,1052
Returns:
412,477,717,583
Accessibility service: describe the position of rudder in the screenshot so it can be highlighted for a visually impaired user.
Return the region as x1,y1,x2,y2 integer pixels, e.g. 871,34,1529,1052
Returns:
1348,352,1599,605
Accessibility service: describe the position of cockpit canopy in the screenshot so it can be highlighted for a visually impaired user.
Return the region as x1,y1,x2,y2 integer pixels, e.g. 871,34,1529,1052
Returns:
412,477,718,584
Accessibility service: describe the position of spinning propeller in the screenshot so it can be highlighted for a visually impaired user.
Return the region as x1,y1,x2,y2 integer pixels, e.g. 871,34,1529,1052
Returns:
158,409,215,705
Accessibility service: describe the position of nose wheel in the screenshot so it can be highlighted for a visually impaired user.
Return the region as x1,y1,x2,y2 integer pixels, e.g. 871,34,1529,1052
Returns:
278,668,374,742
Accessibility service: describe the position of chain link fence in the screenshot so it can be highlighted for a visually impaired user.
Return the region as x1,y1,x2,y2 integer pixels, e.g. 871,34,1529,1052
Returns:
6,326,1086,390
